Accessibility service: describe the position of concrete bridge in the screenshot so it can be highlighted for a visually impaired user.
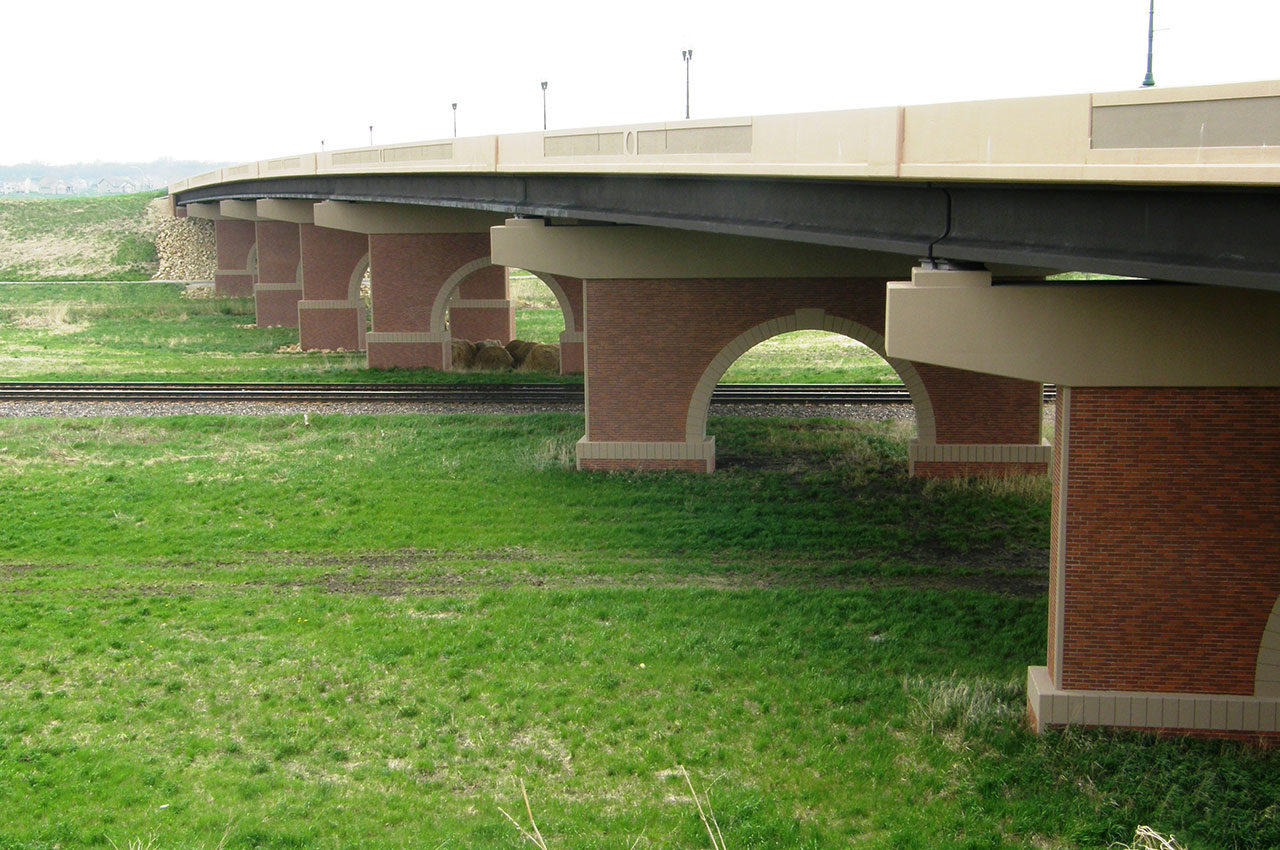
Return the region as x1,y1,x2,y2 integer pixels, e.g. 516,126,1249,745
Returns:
171,80,1280,744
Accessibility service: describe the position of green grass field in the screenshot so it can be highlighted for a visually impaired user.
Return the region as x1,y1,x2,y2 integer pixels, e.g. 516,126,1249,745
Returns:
2,219,1271,848
0,280,899,384
0,413,1276,849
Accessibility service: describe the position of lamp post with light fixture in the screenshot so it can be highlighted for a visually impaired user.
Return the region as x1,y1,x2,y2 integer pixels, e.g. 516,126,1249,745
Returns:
1142,0,1156,87
682,49,692,119
541,81,548,130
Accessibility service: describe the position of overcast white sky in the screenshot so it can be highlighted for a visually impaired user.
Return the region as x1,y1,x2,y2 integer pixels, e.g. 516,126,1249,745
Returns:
4,0,1279,165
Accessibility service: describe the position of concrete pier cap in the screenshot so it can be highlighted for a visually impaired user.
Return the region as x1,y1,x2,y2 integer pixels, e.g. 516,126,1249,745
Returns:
885,265,1280,387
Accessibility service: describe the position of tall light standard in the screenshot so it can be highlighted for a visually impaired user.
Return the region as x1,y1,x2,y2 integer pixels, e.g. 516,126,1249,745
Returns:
682,49,693,119
368,125,374,146
452,102,457,137
541,81,548,130
1142,0,1156,87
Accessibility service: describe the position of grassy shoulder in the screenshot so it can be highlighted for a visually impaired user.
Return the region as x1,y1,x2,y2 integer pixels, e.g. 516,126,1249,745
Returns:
1,281,900,384
0,413,1273,849
0,192,162,281
0,283,575,384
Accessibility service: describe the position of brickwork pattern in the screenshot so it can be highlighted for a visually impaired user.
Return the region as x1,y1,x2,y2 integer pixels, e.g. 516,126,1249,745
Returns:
298,225,369,351
915,363,1042,445
255,221,300,284
298,306,364,351
299,225,368,301
1048,396,1065,683
253,221,301,329
583,278,1042,454
214,220,256,297
452,264,513,343
1059,386,1280,695
369,233,488,334
548,275,585,374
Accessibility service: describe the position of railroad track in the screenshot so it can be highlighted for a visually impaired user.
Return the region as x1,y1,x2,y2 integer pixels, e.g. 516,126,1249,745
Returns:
0,382,1058,405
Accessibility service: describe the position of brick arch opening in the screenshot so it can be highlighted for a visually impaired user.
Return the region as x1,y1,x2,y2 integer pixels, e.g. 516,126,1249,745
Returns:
346,253,370,302
1257,594,1280,698
683,309,935,444
527,271,575,337
349,252,371,331
246,243,258,277
427,256,494,336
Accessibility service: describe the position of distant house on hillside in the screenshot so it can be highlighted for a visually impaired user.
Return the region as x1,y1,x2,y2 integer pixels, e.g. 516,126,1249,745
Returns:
93,177,143,195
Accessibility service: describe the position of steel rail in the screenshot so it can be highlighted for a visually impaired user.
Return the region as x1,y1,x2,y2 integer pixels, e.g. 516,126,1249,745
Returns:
0,382,1057,405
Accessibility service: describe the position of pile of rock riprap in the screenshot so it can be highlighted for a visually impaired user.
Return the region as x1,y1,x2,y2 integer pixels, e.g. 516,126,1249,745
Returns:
146,198,216,281
452,338,561,373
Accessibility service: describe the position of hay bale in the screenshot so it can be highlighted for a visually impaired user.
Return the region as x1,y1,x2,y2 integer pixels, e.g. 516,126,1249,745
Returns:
451,339,476,369
523,343,561,374
473,343,515,370
505,338,537,365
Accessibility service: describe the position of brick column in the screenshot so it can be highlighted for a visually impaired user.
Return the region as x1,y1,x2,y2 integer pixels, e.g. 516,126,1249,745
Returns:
254,221,303,328
448,267,514,343
214,220,256,297
298,225,369,351
577,277,1045,474
366,232,491,370
1028,386,1280,742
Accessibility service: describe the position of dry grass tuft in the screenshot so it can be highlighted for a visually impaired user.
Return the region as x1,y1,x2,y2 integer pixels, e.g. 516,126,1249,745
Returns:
905,674,1023,734
921,473,1051,502
9,302,87,333
527,437,576,471
1113,826,1188,850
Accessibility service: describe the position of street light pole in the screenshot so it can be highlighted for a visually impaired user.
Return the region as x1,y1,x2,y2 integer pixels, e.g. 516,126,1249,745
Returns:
368,125,373,146
452,103,457,137
541,81,548,130
682,49,692,119
1142,0,1156,87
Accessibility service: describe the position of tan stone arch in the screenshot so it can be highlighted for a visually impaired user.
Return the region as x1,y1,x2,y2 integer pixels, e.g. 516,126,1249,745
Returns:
346,252,370,302
427,255,495,335
682,307,936,444
1256,594,1280,698
528,271,576,336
